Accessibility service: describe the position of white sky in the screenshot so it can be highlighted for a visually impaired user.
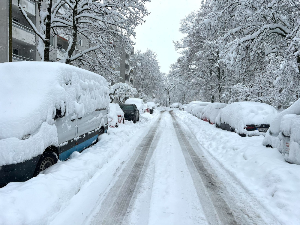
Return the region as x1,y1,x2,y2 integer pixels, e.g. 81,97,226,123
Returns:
133,0,202,74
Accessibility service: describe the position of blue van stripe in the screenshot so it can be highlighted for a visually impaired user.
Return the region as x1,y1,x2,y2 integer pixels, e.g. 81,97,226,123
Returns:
59,134,99,161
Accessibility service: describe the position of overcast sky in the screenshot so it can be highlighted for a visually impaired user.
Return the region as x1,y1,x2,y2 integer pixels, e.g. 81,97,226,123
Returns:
133,0,202,74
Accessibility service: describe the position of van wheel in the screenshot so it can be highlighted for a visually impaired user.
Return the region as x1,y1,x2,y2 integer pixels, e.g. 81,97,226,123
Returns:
34,152,58,176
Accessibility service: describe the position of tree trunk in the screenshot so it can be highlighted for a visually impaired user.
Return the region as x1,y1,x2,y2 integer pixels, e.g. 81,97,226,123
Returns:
44,0,52,61
66,1,78,64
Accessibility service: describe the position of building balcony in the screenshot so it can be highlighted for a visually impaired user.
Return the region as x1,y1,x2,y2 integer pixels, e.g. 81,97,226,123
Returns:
12,54,34,62
13,0,35,16
12,21,35,45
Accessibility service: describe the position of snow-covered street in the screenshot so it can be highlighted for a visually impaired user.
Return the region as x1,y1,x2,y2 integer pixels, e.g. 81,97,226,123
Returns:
1,109,300,224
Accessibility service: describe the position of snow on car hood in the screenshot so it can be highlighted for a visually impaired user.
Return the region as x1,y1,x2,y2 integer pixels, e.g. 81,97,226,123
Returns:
216,102,277,133
0,62,109,140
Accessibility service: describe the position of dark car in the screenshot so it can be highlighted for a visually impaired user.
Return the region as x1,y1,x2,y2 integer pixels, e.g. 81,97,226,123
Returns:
119,104,140,123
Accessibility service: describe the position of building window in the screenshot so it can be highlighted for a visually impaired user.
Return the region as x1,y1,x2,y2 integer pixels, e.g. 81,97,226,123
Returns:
78,39,83,46
13,48,19,55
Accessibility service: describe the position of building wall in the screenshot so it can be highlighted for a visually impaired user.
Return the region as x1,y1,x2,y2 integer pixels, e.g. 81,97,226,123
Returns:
0,0,9,63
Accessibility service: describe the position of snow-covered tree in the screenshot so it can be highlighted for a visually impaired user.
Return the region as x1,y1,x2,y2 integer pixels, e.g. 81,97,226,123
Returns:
131,50,166,103
110,83,137,103
19,0,149,83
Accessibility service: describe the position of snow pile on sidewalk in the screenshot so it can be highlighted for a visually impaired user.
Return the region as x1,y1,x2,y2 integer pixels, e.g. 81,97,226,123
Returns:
175,110,300,224
0,111,159,225
0,62,109,166
108,103,124,127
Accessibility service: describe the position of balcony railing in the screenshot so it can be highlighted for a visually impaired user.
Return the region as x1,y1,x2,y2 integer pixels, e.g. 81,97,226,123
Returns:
12,54,34,61
13,21,34,34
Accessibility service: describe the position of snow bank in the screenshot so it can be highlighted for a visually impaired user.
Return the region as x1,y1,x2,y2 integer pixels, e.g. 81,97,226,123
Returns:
175,110,300,224
201,103,226,124
0,62,109,166
147,102,156,109
108,103,124,127
216,102,277,134
125,98,145,113
0,111,159,225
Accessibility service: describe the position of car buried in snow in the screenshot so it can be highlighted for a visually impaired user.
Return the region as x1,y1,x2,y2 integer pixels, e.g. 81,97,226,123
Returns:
215,102,277,137
201,103,227,124
263,99,300,164
0,62,109,187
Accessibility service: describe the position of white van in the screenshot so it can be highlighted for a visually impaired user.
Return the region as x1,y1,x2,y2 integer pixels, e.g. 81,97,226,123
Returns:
0,62,109,186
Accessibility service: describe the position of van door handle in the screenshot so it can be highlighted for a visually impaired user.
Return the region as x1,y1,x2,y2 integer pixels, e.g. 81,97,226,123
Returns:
71,119,75,122
78,117,82,120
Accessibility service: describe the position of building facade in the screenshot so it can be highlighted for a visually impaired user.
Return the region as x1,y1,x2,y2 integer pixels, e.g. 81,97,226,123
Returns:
0,0,38,62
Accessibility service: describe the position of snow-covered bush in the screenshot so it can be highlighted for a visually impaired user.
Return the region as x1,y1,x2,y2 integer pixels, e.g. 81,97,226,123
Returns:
125,98,145,114
108,103,124,128
0,62,109,166
216,102,277,136
110,83,137,103
201,103,226,124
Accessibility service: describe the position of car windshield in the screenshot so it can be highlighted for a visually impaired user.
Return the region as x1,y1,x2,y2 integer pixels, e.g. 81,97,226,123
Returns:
120,105,134,110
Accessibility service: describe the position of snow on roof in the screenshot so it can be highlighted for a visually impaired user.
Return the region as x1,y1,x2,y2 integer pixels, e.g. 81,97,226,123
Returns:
216,102,277,133
125,98,144,110
0,62,109,140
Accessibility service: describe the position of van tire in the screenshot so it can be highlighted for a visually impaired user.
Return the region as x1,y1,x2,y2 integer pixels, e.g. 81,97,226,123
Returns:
34,152,58,176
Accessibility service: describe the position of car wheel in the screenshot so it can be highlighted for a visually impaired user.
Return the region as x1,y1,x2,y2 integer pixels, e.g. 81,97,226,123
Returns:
137,113,140,121
34,152,58,176
239,133,246,137
266,144,273,148
133,117,137,123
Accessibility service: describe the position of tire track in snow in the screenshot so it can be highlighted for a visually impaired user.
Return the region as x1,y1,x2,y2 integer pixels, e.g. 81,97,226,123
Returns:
88,112,163,225
171,111,237,225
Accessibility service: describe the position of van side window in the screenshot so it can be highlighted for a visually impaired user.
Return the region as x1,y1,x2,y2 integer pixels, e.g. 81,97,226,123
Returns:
54,108,65,120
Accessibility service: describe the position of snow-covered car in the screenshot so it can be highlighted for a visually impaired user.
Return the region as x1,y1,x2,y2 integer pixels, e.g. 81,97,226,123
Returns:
125,98,145,114
186,101,211,118
0,62,109,186
179,104,187,111
216,102,277,136
201,103,227,124
119,104,140,123
108,103,124,127
146,102,156,114
170,102,182,108
263,99,300,164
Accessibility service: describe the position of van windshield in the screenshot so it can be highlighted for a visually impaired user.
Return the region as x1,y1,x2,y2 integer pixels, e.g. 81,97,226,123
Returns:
120,105,134,111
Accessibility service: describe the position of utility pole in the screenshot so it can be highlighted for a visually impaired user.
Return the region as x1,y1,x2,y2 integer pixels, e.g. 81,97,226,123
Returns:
9,0,12,62
165,83,176,107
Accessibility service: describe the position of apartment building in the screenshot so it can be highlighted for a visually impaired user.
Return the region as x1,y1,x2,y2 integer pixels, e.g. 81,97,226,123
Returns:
117,45,135,85
0,0,38,62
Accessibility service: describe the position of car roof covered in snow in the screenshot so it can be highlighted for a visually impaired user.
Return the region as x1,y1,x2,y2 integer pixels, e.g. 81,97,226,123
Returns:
0,62,109,139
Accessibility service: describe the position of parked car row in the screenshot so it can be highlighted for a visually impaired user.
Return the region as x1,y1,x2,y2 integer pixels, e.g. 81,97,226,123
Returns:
0,62,156,187
186,101,277,137
186,99,300,165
